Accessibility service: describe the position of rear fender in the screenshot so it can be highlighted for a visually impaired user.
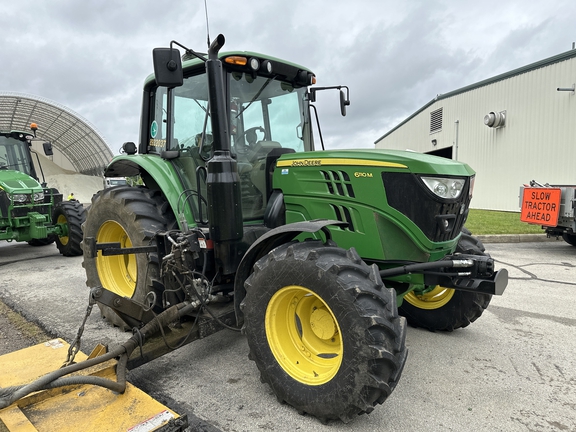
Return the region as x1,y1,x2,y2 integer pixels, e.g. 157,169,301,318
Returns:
104,155,193,229
233,219,347,325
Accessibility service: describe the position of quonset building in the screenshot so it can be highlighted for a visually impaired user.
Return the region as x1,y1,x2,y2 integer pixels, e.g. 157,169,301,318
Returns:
0,92,112,176
375,48,576,212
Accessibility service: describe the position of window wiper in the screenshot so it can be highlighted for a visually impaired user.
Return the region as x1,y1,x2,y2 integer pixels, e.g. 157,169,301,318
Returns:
236,77,275,118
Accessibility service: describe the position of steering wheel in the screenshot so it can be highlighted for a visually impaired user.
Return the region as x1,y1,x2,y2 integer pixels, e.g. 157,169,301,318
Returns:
235,126,267,155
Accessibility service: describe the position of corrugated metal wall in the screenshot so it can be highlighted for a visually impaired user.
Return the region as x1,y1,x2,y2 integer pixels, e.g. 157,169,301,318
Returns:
377,54,576,212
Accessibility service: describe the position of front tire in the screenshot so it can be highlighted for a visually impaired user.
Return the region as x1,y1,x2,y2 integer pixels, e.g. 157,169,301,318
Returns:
399,230,492,331
82,186,175,328
27,237,55,247
53,200,85,256
241,241,407,423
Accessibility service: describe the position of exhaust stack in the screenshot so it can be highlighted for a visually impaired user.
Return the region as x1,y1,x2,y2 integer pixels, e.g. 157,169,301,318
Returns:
205,34,243,275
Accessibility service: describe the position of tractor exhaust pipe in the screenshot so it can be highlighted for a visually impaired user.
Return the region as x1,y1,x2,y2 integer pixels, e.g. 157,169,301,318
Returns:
205,34,244,275
207,34,228,152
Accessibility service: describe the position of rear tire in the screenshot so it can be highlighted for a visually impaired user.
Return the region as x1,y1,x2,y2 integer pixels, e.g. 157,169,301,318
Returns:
398,230,492,331
82,186,175,329
241,240,407,423
562,232,576,246
53,201,85,256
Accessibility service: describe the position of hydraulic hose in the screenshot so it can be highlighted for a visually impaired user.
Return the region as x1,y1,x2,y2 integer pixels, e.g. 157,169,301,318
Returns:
379,259,474,278
0,345,125,408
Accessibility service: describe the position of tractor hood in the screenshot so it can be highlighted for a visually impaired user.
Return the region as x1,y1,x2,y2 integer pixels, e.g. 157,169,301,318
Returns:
0,170,42,194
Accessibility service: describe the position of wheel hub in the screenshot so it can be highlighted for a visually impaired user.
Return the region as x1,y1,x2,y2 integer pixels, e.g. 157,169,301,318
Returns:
265,285,343,385
56,214,69,245
310,308,336,340
95,220,137,298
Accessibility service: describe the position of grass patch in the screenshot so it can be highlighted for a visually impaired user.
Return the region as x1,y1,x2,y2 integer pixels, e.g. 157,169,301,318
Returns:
0,301,51,344
465,209,545,235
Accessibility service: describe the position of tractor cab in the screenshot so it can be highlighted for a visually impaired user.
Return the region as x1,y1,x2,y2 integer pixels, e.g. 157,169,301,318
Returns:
134,50,317,224
0,131,38,179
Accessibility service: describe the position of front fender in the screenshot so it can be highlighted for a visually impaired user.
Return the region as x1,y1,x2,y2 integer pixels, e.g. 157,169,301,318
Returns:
105,154,194,230
233,219,347,326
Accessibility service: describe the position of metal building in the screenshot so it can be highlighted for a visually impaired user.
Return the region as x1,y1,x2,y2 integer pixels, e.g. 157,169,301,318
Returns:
375,48,576,212
0,92,113,176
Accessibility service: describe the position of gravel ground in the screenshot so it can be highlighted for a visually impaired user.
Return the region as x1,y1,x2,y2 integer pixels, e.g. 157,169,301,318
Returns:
2,238,575,432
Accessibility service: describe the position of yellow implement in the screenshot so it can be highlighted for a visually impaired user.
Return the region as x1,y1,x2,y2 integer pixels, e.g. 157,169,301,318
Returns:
0,339,185,432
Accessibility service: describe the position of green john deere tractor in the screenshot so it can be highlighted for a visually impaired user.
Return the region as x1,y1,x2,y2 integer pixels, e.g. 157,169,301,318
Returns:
82,35,507,423
0,124,84,255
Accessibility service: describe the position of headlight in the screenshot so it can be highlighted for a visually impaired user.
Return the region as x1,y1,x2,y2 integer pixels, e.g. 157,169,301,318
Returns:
12,194,28,203
33,191,45,202
420,177,465,199
249,57,260,71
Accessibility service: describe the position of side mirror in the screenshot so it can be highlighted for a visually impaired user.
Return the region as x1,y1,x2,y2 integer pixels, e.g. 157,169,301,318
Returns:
308,85,351,116
42,142,53,156
121,142,137,155
339,89,350,117
152,48,183,88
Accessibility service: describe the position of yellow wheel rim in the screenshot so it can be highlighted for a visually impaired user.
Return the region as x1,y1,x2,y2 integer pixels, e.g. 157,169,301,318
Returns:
56,214,69,245
265,285,343,386
404,285,455,310
95,220,137,297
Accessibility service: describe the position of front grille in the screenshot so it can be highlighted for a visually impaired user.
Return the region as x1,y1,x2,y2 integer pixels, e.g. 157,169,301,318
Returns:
12,204,51,218
0,192,9,218
382,172,471,242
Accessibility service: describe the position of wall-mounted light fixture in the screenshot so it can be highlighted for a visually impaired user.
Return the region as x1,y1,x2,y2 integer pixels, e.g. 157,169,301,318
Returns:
484,110,506,128
431,139,437,146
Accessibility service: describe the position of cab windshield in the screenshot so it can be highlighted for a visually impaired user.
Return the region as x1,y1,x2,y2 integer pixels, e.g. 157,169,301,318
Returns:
0,135,33,176
148,70,312,223
149,73,311,154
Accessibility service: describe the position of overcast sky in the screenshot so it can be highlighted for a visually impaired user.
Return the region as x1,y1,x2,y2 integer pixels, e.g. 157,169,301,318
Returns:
3,0,575,154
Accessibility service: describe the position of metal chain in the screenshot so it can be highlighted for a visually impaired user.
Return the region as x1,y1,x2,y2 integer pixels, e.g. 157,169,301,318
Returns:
62,288,98,367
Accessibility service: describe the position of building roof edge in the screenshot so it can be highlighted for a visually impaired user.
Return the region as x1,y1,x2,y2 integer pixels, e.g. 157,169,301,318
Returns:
375,48,576,144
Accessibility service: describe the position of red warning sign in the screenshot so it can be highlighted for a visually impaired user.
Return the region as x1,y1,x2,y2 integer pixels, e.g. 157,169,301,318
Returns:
520,187,561,227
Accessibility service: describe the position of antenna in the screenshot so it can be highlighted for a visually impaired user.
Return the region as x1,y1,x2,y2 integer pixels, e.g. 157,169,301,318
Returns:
204,0,211,48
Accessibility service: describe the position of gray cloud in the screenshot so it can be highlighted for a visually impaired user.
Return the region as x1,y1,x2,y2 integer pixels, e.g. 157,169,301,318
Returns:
2,0,575,153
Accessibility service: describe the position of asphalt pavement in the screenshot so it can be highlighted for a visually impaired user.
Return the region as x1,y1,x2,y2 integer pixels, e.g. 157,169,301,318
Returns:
0,237,574,432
